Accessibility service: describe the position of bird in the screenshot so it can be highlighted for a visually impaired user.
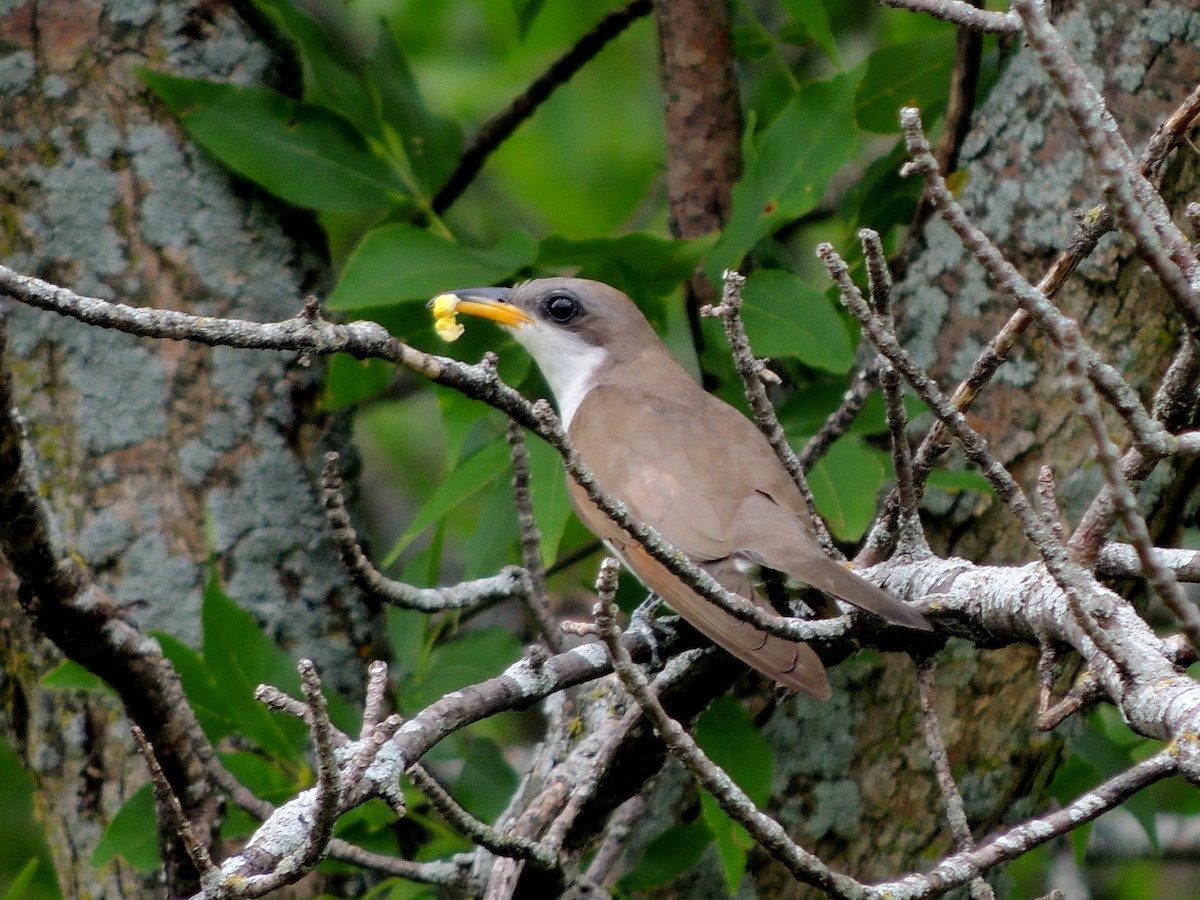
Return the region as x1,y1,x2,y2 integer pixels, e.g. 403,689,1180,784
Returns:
430,277,930,697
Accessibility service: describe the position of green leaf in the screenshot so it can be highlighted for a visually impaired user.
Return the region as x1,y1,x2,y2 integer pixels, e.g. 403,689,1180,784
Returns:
513,0,549,39
383,437,512,564
695,696,773,893
525,436,572,566
462,475,519,580
400,627,521,714
40,660,109,693
619,820,711,890
696,696,773,806
807,436,886,540
781,0,840,64
200,572,308,761
3,858,40,900
740,270,852,371
537,232,712,300
328,225,537,310
138,70,408,212
155,633,236,744
220,750,303,806
367,26,464,194
699,792,750,894
925,467,994,495
451,736,520,822
251,0,375,126
91,784,160,873
707,70,861,282
855,33,956,133
322,354,397,409
733,25,774,62
388,607,431,677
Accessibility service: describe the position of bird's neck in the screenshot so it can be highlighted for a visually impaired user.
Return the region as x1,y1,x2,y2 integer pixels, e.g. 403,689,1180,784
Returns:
537,343,610,431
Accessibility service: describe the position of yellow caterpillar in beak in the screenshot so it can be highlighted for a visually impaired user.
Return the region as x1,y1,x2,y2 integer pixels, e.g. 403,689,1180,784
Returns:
430,294,465,342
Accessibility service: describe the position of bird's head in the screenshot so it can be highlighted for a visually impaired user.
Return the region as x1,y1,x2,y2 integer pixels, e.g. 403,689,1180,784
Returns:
430,278,662,427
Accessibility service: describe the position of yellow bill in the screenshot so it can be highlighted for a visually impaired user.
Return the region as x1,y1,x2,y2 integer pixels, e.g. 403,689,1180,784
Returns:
429,291,533,342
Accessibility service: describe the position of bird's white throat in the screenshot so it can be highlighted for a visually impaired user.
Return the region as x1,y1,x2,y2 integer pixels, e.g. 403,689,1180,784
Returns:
509,322,608,430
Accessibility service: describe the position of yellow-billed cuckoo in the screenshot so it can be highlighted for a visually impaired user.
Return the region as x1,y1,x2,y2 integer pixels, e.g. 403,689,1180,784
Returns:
431,277,929,697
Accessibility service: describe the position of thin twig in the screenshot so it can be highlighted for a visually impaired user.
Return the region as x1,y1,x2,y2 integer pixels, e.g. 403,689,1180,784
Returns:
703,270,841,559
1010,0,1200,331
862,230,928,556
298,660,341,869
507,419,566,652
360,659,390,740
864,81,1200,563
800,361,883,471
432,0,652,213
819,241,1132,671
409,764,559,866
877,751,1177,898
1036,466,1065,544
131,725,219,882
1071,336,1200,560
872,0,1020,34
905,0,986,247
325,843,476,888
898,109,1169,458
592,558,869,900
1061,338,1200,652
322,452,527,613
916,660,995,900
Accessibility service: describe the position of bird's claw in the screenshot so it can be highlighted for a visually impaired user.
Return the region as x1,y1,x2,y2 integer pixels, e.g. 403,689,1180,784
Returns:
629,593,682,670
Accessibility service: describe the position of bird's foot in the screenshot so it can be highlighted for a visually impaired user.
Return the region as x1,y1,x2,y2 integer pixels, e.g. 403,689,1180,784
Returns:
629,593,674,670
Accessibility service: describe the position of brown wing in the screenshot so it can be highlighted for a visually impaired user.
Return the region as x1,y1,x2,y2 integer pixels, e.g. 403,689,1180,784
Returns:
568,384,799,559
731,493,929,630
570,483,831,697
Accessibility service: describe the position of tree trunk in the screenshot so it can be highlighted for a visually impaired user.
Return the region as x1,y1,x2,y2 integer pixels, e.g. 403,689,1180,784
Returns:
0,2,374,895
752,0,1200,894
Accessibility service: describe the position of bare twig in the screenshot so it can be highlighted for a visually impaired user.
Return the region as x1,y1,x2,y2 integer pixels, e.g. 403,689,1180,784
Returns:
820,241,1132,670
872,0,1020,34
800,361,883,471
1037,633,1198,731
1096,544,1200,582
507,418,566,652
592,558,869,899
409,764,559,866
1036,467,1065,544
322,452,526,613
1010,0,1200,331
905,0,986,246
360,659,390,740
916,661,995,900
325,842,475,888
865,81,1200,563
1061,339,1200,652
898,110,1168,457
298,660,341,870
432,0,652,213
703,270,841,559
132,725,219,884
862,231,928,556
1071,336,1200,560
876,751,1177,898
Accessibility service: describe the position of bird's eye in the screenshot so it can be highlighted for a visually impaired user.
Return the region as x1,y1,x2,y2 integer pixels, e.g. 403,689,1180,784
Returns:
542,292,583,324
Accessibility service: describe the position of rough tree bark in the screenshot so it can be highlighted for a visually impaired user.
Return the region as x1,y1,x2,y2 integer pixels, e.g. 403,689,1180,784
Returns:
748,0,1200,895
0,2,375,895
